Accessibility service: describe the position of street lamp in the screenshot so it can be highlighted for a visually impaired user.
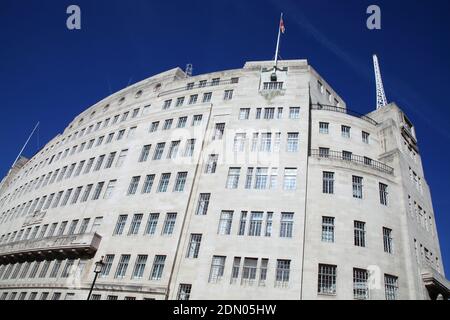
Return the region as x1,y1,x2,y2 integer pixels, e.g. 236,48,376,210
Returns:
87,256,104,300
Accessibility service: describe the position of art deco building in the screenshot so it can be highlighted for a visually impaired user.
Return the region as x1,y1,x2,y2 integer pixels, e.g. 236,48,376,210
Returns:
0,59,448,300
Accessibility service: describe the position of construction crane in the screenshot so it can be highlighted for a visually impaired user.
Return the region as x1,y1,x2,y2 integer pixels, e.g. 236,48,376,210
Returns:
373,54,388,109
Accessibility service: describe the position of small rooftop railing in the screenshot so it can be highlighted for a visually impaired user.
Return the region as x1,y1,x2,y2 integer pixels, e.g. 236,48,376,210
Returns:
311,104,378,126
309,149,394,175
158,78,238,97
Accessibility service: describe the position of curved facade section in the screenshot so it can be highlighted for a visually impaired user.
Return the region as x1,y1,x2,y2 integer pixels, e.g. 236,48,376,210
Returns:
0,59,447,300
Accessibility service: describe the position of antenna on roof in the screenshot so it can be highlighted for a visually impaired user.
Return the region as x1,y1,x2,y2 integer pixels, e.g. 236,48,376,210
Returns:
185,64,193,77
11,122,40,169
373,54,388,109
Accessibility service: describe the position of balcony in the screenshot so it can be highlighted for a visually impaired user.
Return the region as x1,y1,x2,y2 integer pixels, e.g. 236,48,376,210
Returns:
0,233,101,264
311,104,378,126
309,149,394,175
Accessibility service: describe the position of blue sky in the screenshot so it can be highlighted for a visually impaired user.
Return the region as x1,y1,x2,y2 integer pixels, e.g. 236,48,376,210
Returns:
0,0,449,275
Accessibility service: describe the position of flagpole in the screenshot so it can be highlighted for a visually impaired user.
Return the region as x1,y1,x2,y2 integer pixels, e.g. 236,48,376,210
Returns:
274,13,283,69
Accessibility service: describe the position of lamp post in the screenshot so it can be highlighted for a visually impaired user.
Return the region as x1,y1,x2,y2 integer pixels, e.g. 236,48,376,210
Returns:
87,256,104,300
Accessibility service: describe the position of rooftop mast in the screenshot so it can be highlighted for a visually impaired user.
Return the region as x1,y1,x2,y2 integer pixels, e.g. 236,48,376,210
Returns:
373,54,388,109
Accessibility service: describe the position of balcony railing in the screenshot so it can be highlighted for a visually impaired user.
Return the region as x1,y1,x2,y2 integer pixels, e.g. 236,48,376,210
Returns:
311,104,378,126
309,149,394,175
158,79,237,97
0,232,101,264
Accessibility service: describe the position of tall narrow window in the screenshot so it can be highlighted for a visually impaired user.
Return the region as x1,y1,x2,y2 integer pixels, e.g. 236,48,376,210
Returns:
173,172,187,192
259,133,272,152
379,183,388,206
318,264,337,295
238,211,247,236
196,193,210,215
167,141,180,159
209,256,226,283
239,108,250,120
352,176,363,199
203,92,212,103
289,107,300,119
186,234,202,259
213,123,225,140
319,122,329,134
254,167,268,189
224,90,233,100
362,131,370,144
144,213,159,235
280,213,294,238
383,227,393,253
103,180,116,200
113,215,128,236
287,133,299,152
132,255,148,279
139,145,152,162
283,168,297,190
105,152,116,169
265,212,273,237
192,115,203,126
127,176,141,195
248,211,263,236
242,258,257,285
218,211,233,235
341,125,351,138
245,168,254,189
233,133,246,152
353,268,369,300
116,149,128,168
354,221,366,247
153,143,165,160
231,257,241,283
321,217,335,243
323,172,334,194
163,119,173,130
384,274,398,300
162,213,177,235
183,139,195,157
157,173,171,193
141,175,155,194
205,154,218,174
177,117,188,128
115,255,130,279
128,214,143,235
226,167,240,189
177,284,192,300
150,255,166,280
275,260,291,287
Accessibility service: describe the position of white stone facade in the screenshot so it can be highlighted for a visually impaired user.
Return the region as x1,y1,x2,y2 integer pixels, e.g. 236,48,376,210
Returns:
0,59,447,300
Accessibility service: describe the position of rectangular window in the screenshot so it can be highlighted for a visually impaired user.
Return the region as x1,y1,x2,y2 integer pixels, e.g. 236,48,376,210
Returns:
209,256,225,283
105,152,116,169
341,125,351,138
242,258,257,285
263,82,283,90
287,133,299,152
188,94,198,105
231,257,241,283
183,139,196,157
245,168,254,189
323,172,334,194
353,268,369,300
196,193,210,215
162,99,172,110
177,284,192,300
213,123,225,140
362,131,370,144
167,141,180,159
280,212,294,238
259,133,272,152
150,255,166,280
226,167,240,189
239,108,250,120
289,107,300,119
157,173,171,193
174,172,187,192
132,255,148,279
162,213,177,235
116,130,125,141
238,211,247,236
93,155,105,171
116,149,128,168
141,174,155,194
264,107,275,119
205,154,218,174
80,184,93,202
283,168,297,190
115,255,130,279
67,220,78,235
163,119,173,130
322,217,335,243
256,108,262,119
203,92,212,103
254,167,268,189
384,274,398,300
343,150,352,161
175,97,185,107
318,264,337,295
139,145,152,162
269,168,278,189
113,215,128,235
354,221,366,247
92,182,105,200
383,227,393,254
186,234,202,258
79,218,90,234
276,260,291,287
233,133,246,152
128,214,143,235
319,147,330,158
144,213,159,235
224,90,233,100
248,211,263,236
153,143,165,160
127,176,141,195
218,211,233,235
379,183,388,206
61,259,74,278
149,121,159,133
265,212,273,237
352,176,363,199
192,115,203,126
39,261,50,278
177,117,188,128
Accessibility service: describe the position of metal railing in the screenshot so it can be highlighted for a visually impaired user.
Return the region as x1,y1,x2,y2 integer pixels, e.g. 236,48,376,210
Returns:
158,79,237,97
309,149,394,175
311,104,378,126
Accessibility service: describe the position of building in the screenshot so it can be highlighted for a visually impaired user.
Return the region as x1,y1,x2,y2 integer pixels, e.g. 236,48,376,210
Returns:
0,59,448,300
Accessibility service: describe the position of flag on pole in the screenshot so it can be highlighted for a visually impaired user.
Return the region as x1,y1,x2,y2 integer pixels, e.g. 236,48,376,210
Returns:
280,15,285,34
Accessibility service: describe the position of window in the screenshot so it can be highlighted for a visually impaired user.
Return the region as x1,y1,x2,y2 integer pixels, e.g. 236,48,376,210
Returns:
139,145,152,162
186,234,202,258
287,133,299,152
141,175,155,194
127,127,136,139
283,168,297,190
49,260,62,278
239,108,250,120
116,149,128,168
163,119,173,130
379,183,388,206
341,125,351,138
218,211,233,235
90,294,101,300
79,218,90,234
265,212,273,237
145,213,159,235
162,213,177,235
269,168,278,189
384,274,398,300
224,90,233,100
162,99,172,110
199,80,207,87
94,155,105,171
212,78,220,86
238,211,247,236
233,133,246,152
177,117,187,128
264,107,275,119
128,214,143,235
352,176,363,199
242,258,257,285
276,260,291,287
157,173,171,192
254,167,268,189
256,108,262,119
343,150,352,161
263,81,283,90
354,221,366,247
318,264,337,295
205,154,218,174
188,94,198,105
322,217,335,242
61,259,74,278
107,295,118,300
131,108,140,118
149,121,159,133
323,172,334,194
92,182,105,200
186,82,194,90
196,193,210,215
115,255,130,279
319,147,329,158
67,220,78,235
175,97,185,107
153,143,165,160
127,176,141,195
209,256,225,283
192,115,203,126
183,139,195,157
132,255,148,279
353,268,369,300
174,172,188,192
213,123,225,140
289,107,300,119
259,133,272,152
362,131,370,144
105,152,116,169
245,168,254,189
116,130,125,140
61,189,73,206
80,185,93,202
203,92,212,103
226,168,240,189
150,255,166,280
230,257,241,283
248,211,263,236
113,215,128,235
280,213,294,238
177,284,192,300
383,227,393,254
